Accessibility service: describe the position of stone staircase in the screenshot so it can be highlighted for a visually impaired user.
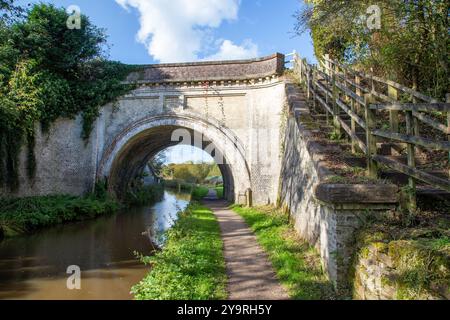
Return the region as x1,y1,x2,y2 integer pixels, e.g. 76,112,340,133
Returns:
286,79,450,207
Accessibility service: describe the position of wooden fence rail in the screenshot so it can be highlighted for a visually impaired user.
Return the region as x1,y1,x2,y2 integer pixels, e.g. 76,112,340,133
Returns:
289,53,450,208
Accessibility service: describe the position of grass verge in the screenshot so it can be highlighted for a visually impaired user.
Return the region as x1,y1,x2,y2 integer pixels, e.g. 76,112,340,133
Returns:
131,202,227,300
232,205,335,300
0,195,119,238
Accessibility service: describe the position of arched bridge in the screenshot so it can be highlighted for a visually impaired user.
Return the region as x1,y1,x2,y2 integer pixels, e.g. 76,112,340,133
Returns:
10,54,287,205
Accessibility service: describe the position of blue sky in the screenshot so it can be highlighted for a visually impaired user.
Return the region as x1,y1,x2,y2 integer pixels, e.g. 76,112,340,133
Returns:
19,0,315,64
18,0,315,163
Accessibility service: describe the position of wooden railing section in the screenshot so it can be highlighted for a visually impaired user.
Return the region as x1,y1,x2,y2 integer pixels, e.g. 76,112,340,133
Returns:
288,52,450,208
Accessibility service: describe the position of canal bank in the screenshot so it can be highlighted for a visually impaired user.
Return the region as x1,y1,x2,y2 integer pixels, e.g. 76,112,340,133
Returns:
0,190,190,299
132,200,227,300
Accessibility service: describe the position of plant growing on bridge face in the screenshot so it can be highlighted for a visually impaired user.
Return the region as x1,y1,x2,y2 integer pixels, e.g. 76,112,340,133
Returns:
0,3,136,190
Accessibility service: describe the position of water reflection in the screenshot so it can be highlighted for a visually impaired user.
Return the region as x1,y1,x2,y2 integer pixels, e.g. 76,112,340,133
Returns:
144,191,190,247
0,190,190,300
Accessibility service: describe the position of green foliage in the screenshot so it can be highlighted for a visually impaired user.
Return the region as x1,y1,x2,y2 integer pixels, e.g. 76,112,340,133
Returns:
191,186,209,201
389,240,449,299
125,184,164,207
0,194,119,237
232,205,335,299
296,0,449,99
162,162,221,184
0,3,135,190
207,164,222,177
131,202,227,300
163,179,194,192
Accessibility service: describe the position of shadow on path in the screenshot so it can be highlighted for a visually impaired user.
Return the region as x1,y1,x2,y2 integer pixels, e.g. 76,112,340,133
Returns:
202,189,289,300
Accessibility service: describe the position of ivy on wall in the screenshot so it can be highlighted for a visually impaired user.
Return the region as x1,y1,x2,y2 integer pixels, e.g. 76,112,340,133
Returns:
0,4,136,191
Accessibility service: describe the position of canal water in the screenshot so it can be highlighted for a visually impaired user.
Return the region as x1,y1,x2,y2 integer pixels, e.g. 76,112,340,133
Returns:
0,190,190,300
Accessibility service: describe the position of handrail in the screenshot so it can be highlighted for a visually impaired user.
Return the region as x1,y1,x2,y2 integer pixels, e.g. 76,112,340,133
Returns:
321,55,440,103
289,53,450,204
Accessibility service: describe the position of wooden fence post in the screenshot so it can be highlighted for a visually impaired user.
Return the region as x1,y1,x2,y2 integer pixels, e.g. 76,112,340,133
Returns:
412,95,420,139
447,93,450,178
324,54,331,79
312,66,317,113
305,61,311,100
355,75,362,115
331,64,341,138
405,110,417,211
388,84,399,133
324,60,331,125
246,188,253,207
350,93,357,154
342,68,356,152
296,57,303,83
364,93,378,178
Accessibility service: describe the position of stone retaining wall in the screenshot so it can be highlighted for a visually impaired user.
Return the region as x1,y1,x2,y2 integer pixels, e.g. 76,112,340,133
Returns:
353,241,449,300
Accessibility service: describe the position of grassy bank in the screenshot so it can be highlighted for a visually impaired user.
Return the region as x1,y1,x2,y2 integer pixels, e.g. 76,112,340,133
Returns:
131,202,227,300
232,205,335,300
0,195,119,238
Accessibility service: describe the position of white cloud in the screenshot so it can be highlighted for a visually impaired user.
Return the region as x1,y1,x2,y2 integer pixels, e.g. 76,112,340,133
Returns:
205,39,258,61
115,0,259,62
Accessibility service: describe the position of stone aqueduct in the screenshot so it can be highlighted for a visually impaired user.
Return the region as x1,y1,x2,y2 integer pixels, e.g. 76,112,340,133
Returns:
2,54,399,290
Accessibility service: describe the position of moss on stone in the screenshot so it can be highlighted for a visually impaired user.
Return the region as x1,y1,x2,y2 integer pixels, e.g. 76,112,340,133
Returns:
351,221,449,300
388,240,449,300
372,242,388,254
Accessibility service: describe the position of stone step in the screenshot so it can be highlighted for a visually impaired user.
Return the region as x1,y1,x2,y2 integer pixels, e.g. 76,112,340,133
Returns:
343,156,367,168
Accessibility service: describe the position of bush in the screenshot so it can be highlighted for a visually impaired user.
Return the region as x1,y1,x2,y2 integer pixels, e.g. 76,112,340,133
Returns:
0,194,119,237
125,184,164,206
191,186,209,201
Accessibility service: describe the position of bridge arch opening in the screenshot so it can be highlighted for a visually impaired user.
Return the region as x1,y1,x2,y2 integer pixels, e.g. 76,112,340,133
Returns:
97,114,252,203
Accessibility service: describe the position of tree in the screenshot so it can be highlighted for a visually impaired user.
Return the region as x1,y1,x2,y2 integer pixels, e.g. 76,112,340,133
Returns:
148,152,167,178
190,163,213,184
0,0,25,23
295,0,449,99
0,3,134,190
173,164,196,183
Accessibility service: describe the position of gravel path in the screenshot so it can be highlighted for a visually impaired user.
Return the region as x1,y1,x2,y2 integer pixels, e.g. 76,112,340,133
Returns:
203,190,289,300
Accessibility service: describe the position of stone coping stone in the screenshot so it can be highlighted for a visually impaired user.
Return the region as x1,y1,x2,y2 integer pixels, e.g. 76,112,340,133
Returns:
315,184,399,204
126,53,285,83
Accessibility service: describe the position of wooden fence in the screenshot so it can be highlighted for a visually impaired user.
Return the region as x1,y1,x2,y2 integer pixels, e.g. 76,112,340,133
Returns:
287,52,450,208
